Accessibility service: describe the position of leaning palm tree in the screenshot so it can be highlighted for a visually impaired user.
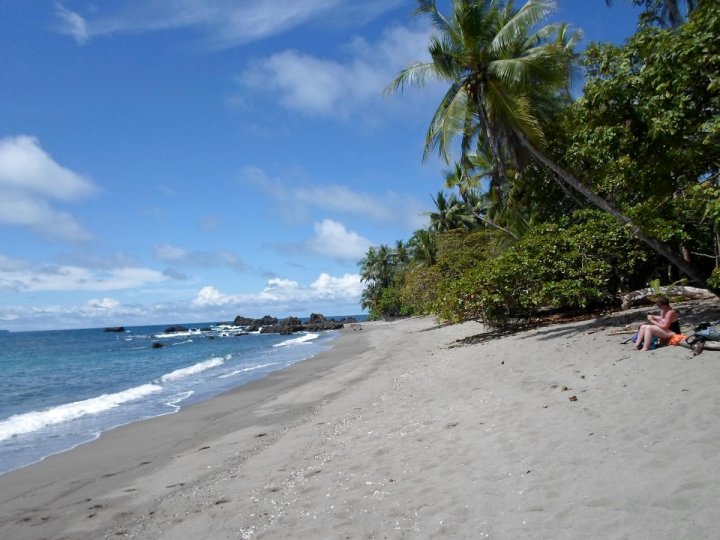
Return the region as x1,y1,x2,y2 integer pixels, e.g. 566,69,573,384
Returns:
386,0,709,286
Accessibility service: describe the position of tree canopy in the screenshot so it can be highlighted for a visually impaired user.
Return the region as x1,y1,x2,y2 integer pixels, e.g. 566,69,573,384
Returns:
361,0,719,324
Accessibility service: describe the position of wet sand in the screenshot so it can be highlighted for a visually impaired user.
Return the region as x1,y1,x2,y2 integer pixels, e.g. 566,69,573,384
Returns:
1,302,720,539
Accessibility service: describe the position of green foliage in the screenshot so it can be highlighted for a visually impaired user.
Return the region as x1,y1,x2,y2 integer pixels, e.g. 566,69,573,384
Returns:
435,211,653,327
400,229,503,315
360,1,720,321
400,266,440,316
710,266,720,290
368,286,412,320
558,3,719,209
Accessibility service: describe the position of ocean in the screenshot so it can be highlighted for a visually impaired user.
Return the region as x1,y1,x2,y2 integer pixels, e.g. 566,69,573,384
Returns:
0,318,361,475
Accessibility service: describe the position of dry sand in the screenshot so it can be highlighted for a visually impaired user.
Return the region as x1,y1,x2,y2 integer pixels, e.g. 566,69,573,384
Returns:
1,300,720,540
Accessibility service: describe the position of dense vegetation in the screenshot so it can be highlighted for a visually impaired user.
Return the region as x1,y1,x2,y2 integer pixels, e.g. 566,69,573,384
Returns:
360,0,718,327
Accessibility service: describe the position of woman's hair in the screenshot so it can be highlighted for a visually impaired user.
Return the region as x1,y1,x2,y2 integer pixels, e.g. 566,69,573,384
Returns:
655,295,670,307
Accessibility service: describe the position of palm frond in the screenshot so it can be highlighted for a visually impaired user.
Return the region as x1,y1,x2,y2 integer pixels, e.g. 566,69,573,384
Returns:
424,82,469,162
385,62,437,95
490,0,556,56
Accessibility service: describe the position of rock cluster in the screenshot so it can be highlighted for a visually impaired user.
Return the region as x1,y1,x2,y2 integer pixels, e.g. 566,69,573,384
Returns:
232,313,356,335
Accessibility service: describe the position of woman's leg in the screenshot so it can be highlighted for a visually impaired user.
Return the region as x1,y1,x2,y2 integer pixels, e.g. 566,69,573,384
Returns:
633,324,649,350
639,326,654,351
639,325,675,351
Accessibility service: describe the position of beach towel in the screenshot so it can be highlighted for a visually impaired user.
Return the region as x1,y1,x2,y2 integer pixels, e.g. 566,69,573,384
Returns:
669,333,686,346
632,333,660,350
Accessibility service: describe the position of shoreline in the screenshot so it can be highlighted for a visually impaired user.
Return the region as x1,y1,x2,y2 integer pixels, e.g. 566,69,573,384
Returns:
2,305,720,539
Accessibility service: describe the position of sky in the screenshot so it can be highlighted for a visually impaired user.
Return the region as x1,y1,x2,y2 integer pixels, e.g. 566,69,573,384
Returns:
0,0,643,331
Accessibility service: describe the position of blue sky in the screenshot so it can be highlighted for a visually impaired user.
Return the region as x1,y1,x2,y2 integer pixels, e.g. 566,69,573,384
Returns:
0,0,642,331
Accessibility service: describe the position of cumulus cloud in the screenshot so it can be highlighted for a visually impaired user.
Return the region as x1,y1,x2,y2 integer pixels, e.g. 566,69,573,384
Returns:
305,219,371,261
238,23,432,119
0,135,95,200
192,271,362,307
53,0,404,49
0,192,93,242
153,243,248,272
0,135,96,242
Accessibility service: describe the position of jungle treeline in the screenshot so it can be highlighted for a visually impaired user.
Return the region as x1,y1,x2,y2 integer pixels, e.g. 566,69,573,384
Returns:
359,0,719,327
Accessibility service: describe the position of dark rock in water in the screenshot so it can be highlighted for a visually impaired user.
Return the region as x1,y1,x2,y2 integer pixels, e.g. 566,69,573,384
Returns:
151,342,164,349
234,332,249,337
233,315,279,331
229,312,355,334
164,325,189,334
256,313,347,334
104,326,126,333
200,327,213,332
232,316,255,326
261,316,304,335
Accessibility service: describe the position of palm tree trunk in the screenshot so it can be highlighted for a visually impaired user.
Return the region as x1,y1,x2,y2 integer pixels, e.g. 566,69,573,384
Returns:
516,131,711,289
665,0,683,27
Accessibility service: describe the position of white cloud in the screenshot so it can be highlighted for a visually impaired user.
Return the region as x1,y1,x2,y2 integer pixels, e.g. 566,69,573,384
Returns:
310,272,364,298
0,135,95,200
238,23,432,119
153,243,248,272
305,219,371,261
0,269,364,331
0,192,93,242
53,0,404,49
154,243,188,262
0,135,96,242
54,4,89,44
239,165,426,230
0,262,168,292
192,271,362,307
85,297,120,310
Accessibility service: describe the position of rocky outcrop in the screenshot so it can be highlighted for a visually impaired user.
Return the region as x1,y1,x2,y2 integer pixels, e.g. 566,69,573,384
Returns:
104,326,126,333
164,325,189,334
232,313,357,334
233,315,278,331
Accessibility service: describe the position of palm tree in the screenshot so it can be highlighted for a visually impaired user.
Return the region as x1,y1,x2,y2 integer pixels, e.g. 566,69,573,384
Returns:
387,0,709,287
426,190,474,232
394,240,411,268
409,229,438,266
359,244,399,314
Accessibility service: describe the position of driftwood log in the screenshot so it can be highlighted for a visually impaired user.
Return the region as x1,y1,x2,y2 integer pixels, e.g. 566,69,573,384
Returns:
621,286,717,310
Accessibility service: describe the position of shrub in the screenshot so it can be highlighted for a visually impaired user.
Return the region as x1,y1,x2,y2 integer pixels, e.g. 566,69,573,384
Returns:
436,210,652,327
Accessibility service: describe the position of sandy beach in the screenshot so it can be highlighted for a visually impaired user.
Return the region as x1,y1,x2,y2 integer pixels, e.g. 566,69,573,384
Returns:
2,301,720,539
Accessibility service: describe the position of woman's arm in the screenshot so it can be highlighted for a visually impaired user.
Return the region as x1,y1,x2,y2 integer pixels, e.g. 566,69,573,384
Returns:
655,309,677,331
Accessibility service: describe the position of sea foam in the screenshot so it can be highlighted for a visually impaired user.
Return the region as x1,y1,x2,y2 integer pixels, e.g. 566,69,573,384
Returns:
218,362,279,379
273,333,319,347
159,357,225,382
0,384,162,441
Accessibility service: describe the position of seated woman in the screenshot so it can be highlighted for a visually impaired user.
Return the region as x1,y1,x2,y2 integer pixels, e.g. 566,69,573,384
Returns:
632,295,681,351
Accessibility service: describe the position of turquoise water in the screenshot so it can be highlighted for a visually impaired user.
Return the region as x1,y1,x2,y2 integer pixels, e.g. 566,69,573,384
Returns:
0,319,360,474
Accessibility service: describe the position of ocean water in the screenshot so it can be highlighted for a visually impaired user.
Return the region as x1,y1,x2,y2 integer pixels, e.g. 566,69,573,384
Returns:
0,318,361,475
